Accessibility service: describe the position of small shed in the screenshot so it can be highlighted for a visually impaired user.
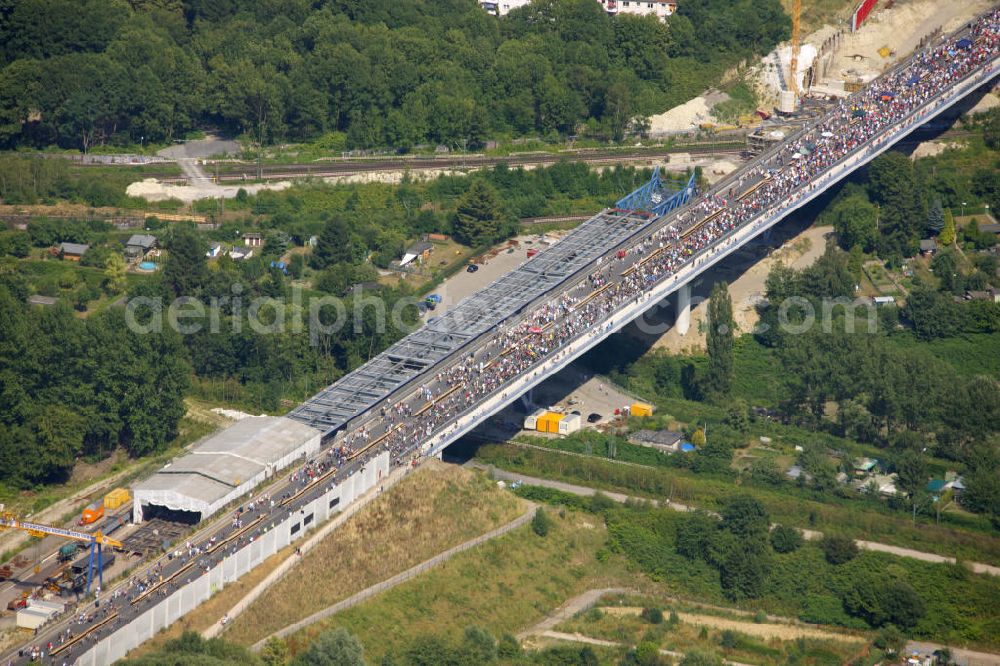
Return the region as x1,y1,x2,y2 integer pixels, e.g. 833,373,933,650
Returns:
59,242,89,261
558,413,582,435
124,234,157,260
243,232,264,247
400,241,433,267
524,408,546,430
536,412,564,434
206,243,222,258
919,239,937,255
629,430,683,453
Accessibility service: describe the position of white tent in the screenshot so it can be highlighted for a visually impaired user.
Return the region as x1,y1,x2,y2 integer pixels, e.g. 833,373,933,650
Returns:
132,417,321,523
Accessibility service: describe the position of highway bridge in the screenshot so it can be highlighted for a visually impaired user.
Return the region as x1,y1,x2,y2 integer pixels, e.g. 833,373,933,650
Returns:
6,8,999,663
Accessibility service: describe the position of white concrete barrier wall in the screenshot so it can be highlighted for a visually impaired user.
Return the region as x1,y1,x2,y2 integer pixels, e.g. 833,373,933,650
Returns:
74,452,389,665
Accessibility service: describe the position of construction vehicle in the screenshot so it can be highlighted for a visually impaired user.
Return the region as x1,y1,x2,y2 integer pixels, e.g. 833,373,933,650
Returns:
79,501,104,525
57,543,80,562
0,512,124,594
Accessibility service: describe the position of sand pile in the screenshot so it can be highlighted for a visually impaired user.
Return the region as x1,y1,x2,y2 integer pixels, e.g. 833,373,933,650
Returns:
648,96,716,134
126,178,292,203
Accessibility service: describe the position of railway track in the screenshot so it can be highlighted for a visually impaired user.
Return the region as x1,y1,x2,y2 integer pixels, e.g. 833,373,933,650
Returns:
117,143,747,183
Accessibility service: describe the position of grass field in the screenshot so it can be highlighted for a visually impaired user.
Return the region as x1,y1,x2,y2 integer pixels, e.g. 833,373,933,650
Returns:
222,461,526,645
277,509,643,663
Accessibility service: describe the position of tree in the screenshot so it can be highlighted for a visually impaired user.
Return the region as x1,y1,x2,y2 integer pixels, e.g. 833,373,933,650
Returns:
676,511,718,561
313,218,357,269
874,625,905,655
931,247,962,295
894,451,928,500
163,225,208,298
691,428,706,447
719,537,771,600
635,641,664,666
939,208,957,246
720,495,770,540
532,507,551,537
104,252,126,293
295,627,365,666
641,607,664,624
868,152,926,257
705,281,734,397
769,525,803,553
723,399,750,434
927,198,945,234
462,626,497,663
829,193,879,252
452,180,508,248
820,534,858,564
261,637,290,666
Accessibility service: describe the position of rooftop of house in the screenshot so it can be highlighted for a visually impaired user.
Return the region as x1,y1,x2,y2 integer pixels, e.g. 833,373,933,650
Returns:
126,234,156,249
59,242,89,255
629,430,684,447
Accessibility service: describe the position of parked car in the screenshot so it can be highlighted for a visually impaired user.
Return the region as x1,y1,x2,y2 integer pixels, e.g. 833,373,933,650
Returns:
587,413,602,423
466,263,479,273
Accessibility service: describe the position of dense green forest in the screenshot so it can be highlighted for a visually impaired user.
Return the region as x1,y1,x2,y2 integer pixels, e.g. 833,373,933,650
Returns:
0,286,189,485
0,0,789,151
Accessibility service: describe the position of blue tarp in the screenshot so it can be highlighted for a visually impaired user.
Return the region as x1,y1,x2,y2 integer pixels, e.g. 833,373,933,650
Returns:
956,38,972,50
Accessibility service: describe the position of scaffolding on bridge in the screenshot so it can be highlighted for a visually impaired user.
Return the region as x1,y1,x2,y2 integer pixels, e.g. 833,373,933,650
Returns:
288,167,690,436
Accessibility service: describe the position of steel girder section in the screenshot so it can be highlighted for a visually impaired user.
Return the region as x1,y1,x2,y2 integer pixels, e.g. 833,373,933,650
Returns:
616,167,696,217
288,204,666,434
652,172,697,216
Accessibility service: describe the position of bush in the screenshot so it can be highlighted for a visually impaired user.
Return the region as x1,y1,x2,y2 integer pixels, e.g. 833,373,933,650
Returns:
720,630,739,649
532,508,551,537
769,525,804,553
636,641,664,666
799,594,854,626
641,607,664,624
681,649,723,666
820,534,859,564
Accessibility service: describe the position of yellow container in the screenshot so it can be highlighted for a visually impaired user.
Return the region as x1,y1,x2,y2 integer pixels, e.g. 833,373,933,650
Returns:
631,402,654,418
103,487,131,510
536,412,565,433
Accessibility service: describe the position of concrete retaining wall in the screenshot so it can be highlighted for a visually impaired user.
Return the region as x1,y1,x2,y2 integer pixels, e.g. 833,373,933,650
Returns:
74,452,390,665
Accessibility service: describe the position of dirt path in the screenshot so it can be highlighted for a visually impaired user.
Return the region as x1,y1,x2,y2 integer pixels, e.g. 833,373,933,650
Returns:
476,463,1000,576
604,607,865,643
517,588,636,639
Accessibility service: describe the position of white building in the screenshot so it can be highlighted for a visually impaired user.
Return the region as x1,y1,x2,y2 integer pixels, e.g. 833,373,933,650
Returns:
599,0,677,20
480,0,676,21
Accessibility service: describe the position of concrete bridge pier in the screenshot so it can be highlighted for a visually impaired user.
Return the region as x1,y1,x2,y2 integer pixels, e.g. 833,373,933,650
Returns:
676,283,692,336
519,389,534,410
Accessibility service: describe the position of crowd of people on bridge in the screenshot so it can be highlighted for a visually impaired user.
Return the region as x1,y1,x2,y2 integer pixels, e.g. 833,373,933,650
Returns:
21,10,1000,664
349,7,1000,473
